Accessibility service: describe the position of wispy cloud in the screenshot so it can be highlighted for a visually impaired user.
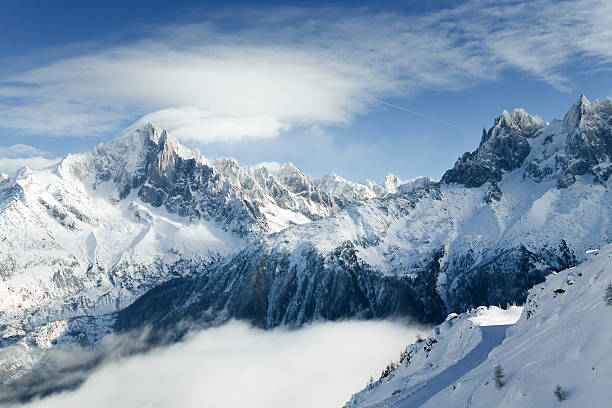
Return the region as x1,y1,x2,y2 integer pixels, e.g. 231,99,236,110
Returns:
0,0,611,143
0,157,60,175
0,143,60,174
139,107,290,144
21,320,423,408
251,160,282,172
0,144,48,158
463,0,612,89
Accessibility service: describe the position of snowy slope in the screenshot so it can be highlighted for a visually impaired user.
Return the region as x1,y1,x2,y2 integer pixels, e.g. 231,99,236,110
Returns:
0,163,239,328
346,245,612,407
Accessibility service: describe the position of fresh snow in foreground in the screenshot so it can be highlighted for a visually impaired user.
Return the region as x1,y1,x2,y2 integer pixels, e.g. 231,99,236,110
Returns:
468,306,523,327
347,247,612,408
394,325,510,408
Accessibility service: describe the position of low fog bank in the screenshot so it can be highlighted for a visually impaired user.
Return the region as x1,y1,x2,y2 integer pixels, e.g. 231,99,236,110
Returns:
19,320,426,408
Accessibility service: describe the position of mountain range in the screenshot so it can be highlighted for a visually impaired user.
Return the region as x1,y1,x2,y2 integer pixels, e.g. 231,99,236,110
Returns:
1,95,612,401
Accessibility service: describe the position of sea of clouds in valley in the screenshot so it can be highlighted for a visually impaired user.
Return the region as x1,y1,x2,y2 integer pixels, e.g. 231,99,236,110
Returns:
19,320,425,408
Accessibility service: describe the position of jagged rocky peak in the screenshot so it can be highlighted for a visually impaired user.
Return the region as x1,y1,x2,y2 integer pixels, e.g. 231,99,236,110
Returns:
55,123,350,235
383,173,403,193
562,94,592,133
56,123,264,235
442,95,612,189
276,162,309,189
561,95,612,185
315,173,435,203
442,106,547,188
317,172,347,187
523,95,612,188
494,108,545,139
316,173,378,202
275,162,327,200
0,173,7,182
59,122,203,190
396,176,436,193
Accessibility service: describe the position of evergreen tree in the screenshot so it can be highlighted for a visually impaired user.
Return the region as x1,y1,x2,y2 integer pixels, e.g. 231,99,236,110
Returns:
604,283,612,306
493,364,504,390
554,384,566,402
367,376,374,390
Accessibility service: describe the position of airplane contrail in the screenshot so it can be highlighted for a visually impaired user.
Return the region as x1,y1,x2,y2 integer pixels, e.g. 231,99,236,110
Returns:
374,98,467,131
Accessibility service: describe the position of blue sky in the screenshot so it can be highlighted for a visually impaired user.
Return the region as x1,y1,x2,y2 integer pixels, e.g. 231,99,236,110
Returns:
1,0,612,182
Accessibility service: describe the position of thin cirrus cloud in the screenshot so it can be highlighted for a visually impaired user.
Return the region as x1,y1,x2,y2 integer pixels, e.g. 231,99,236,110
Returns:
0,0,611,144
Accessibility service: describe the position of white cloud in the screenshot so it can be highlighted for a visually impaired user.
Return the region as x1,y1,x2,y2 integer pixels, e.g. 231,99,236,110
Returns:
462,0,612,89
251,160,282,172
140,107,290,143
0,156,61,175
0,144,48,158
0,143,60,174
0,1,611,142
22,320,425,408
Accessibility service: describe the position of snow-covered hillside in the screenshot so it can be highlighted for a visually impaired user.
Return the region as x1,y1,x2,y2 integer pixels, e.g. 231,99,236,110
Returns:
346,245,612,407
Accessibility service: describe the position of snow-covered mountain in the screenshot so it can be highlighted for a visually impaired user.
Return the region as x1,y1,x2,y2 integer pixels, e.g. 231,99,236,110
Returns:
0,122,404,339
115,96,612,336
345,244,612,408
2,95,612,402
316,172,435,204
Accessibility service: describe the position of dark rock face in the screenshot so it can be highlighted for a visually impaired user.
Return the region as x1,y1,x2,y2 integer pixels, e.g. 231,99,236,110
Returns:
85,125,271,236
442,241,577,311
442,110,544,188
483,182,502,203
115,234,579,343
115,240,448,341
125,129,266,236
